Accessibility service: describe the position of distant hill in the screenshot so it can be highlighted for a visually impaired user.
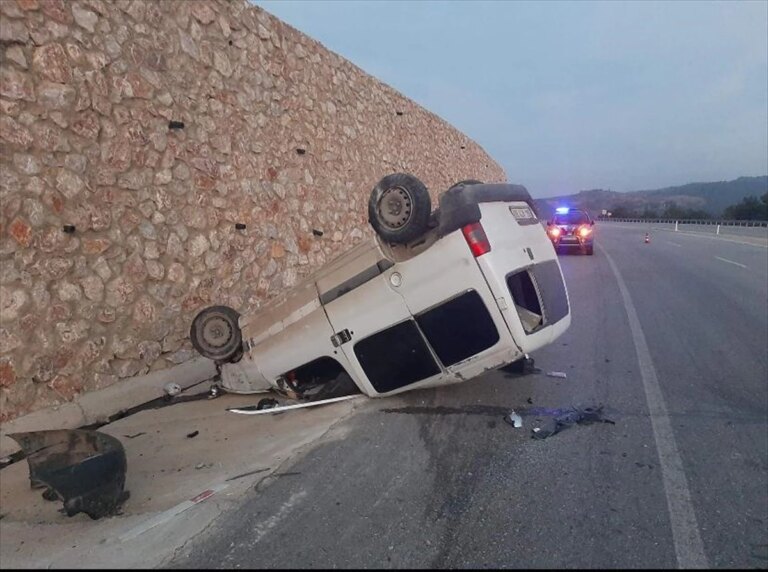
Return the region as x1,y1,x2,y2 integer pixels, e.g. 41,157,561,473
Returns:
534,176,768,220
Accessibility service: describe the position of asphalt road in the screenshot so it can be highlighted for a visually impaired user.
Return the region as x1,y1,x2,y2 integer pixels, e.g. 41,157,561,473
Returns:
169,225,768,569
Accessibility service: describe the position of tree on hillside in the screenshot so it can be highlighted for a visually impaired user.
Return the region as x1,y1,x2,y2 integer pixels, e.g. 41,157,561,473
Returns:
610,206,634,218
722,193,768,220
661,201,711,220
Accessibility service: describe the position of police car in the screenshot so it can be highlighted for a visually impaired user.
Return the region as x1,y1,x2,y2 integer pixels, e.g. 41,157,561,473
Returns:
546,207,595,255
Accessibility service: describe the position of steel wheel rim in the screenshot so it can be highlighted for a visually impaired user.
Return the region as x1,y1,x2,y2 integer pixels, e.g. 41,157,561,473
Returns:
201,315,232,349
377,186,413,229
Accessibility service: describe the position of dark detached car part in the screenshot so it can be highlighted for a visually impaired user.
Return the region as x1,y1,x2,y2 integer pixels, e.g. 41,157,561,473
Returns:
8,429,129,520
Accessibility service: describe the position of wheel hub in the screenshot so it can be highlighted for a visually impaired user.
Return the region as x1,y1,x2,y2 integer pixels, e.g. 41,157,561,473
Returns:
378,186,413,229
201,316,232,348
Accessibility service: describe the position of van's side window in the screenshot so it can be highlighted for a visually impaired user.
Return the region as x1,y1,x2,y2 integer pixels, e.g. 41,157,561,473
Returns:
354,320,440,393
415,290,500,367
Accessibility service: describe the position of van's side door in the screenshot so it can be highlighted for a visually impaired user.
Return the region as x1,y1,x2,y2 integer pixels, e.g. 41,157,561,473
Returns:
318,249,447,397
391,230,525,379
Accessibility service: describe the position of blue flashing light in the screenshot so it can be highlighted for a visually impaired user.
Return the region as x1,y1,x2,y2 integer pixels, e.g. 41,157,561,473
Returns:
555,207,570,214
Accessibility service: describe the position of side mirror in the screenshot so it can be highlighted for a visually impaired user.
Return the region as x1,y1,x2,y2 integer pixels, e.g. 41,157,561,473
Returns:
590,220,595,226
546,220,553,226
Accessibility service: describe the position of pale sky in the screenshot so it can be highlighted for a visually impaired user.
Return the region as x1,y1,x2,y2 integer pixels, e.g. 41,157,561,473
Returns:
255,0,768,198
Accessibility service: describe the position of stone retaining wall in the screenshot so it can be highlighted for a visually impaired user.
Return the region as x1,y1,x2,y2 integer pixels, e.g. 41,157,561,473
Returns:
0,0,506,421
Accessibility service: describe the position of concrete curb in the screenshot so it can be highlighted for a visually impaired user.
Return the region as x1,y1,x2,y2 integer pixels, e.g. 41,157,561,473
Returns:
0,357,217,457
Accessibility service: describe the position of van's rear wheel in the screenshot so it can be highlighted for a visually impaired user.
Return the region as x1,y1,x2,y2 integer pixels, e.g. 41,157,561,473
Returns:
368,173,431,244
190,305,243,363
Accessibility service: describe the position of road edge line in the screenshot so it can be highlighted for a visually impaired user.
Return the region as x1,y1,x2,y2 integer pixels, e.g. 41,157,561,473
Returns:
599,244,708,569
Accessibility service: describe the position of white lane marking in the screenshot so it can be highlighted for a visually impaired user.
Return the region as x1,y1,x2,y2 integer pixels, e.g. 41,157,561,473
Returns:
714,256,747,269
120,483,229,542
600,245,708,569
666,241,682,247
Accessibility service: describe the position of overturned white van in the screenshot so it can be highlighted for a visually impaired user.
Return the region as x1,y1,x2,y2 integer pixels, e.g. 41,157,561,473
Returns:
190,174,571,401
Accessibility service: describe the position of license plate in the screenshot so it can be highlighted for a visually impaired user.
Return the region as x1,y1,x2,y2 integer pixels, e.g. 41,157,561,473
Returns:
509,206,536,222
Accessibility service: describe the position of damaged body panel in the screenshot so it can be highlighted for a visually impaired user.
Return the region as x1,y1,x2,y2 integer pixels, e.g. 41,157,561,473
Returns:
193,177,571,403
9,429,129,520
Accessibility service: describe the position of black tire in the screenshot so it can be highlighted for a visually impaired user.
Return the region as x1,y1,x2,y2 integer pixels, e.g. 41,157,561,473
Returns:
368,173,432,244
585,245,594,255
190,305,243,363
448,179,484,191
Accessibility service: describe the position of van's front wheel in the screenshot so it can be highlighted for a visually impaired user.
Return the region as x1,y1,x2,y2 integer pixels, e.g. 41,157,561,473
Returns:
190,305,243,363
368,173,431,244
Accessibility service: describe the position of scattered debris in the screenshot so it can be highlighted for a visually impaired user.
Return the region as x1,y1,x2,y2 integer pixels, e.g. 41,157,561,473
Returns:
186,431,199,439
531,405,615,440
256,398,279,410
526,397,533,404
124,432,146,439
195,462,214,470
209,385,221,398
0,450,26,469
503,410,523,428
8,429,129,519
546,371,568,379
226,467,270,481
164,382,182,397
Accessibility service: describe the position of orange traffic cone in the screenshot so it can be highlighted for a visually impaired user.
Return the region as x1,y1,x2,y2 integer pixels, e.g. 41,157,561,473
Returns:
644,232,650,244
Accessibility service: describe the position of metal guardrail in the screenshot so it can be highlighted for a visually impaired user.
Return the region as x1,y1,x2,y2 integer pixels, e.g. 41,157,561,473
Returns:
597,217,768,227
596,217,768,239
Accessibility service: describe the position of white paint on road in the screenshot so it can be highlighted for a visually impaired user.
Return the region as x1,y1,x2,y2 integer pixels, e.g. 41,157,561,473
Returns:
666,241,682,248
714,256,747,269
600,245,708,569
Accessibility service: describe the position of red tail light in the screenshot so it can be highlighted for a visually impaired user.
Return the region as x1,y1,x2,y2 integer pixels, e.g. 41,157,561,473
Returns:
462,222,491,257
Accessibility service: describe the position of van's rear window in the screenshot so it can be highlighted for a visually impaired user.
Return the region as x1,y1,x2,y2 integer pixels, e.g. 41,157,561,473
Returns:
415,290,499,367
506,260,569,333
507,271,544,333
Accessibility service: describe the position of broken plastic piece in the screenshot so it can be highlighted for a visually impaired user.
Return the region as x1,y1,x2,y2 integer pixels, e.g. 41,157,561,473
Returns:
186,431,199,439
546,371,567,379
504,410,523,428
164,382,182,396
8,429,129,519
